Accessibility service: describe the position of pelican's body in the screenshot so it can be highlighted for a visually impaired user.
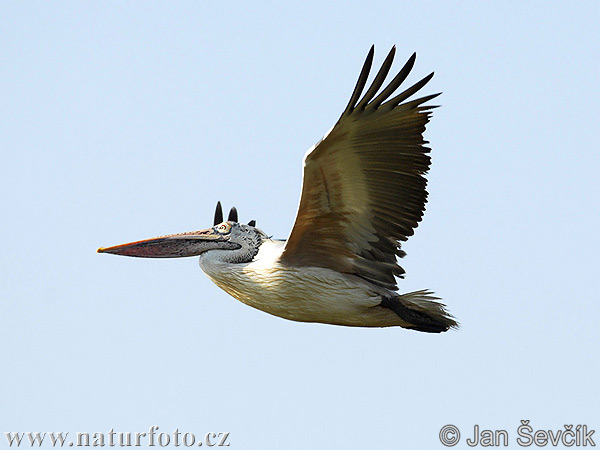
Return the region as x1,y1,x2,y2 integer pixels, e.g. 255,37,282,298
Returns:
200,240,399,327
99,46,458,333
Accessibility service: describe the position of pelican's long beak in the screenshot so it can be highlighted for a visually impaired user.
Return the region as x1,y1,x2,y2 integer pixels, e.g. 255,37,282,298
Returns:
97,228,240,258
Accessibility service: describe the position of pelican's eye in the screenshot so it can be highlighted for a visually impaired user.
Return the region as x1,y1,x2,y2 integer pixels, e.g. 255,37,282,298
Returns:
216,222,232,234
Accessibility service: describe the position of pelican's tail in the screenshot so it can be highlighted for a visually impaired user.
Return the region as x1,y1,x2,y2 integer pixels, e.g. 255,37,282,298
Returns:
381,290,459,333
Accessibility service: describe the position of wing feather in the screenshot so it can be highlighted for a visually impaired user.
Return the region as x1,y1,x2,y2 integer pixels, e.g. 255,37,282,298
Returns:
367,52,416,112
354,46,396,110
280,47,439,290
342,46,374,117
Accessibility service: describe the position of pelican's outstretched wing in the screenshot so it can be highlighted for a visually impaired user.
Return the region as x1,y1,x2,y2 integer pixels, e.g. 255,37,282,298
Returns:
280,46,439,290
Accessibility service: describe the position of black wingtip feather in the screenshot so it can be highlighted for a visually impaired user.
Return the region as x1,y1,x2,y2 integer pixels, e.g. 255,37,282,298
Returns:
355,46,396,110
396,92,442,112
342,46,375,117
380,72,435,112
366,52,418,112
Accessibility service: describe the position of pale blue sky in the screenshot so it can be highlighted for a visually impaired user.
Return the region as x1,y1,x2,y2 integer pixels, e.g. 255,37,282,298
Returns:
2,2,599,448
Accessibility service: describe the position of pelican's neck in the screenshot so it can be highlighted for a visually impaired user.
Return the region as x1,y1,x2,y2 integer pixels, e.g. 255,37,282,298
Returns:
199,239,285,271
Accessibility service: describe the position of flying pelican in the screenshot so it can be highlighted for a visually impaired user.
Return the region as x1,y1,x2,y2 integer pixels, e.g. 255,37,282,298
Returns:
98,46,458,332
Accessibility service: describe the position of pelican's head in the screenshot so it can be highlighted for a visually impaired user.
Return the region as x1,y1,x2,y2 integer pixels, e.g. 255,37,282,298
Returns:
98,202,268,263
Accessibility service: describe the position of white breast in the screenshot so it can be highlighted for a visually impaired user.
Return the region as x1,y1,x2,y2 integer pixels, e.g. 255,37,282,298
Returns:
198,240,404,327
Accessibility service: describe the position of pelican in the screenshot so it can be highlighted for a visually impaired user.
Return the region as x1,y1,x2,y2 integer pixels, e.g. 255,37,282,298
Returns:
98,46,458,332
